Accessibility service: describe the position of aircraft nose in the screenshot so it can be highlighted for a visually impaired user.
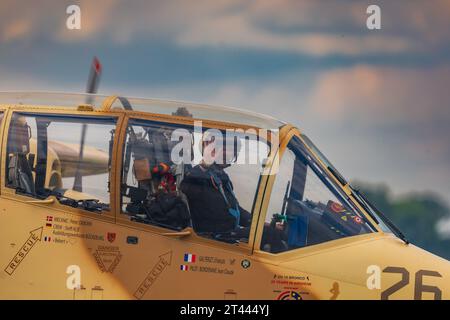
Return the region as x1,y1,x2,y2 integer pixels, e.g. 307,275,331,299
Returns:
393,243,450,300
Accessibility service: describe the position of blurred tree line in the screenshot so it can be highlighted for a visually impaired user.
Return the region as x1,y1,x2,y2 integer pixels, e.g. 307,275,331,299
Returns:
353,181,450,261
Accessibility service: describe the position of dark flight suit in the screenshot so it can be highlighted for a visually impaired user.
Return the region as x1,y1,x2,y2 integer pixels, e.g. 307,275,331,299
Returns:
180,164,252,234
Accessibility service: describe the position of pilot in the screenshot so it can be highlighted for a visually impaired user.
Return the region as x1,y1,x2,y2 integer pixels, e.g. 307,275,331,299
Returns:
180,133,252,238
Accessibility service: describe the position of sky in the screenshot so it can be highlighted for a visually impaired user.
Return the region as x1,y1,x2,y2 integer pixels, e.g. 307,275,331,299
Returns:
1,0,450,206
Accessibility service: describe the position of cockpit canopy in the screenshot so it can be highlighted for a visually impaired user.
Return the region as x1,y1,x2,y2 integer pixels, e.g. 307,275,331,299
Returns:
0,92,286,129
1,92,394,255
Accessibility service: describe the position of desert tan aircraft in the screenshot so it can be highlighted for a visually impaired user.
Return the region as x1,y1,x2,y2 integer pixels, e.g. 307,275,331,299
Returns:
0,89,449,300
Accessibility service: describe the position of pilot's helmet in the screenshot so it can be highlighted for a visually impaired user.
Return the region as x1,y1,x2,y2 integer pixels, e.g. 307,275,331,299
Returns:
200,130,241,167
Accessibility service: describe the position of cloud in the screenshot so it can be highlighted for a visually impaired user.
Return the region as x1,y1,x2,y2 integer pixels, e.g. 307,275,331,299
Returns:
176,12,414,56
0,67,58,91
1,0,449,57
308,65,450,124
305,64,450,187
1,19,32,42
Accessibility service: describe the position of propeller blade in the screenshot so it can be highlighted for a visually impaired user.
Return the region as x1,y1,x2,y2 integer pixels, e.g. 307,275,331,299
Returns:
73,57,102,192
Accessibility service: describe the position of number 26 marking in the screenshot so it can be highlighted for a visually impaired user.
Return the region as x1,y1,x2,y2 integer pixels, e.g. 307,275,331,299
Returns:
381,267,442,300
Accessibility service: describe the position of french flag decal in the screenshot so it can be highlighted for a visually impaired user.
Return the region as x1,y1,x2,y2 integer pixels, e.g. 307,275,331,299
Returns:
180,265,188,271
184,253,196,263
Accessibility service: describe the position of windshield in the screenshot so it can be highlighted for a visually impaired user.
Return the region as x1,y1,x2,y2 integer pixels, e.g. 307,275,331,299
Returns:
301,133,397,235
301,134,348,185
261,136,375,253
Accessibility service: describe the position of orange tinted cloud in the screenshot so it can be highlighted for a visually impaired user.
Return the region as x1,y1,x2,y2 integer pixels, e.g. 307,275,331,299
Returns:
308,65,450,122
1,19,31,42
0,0,449,55
176,13,414,56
